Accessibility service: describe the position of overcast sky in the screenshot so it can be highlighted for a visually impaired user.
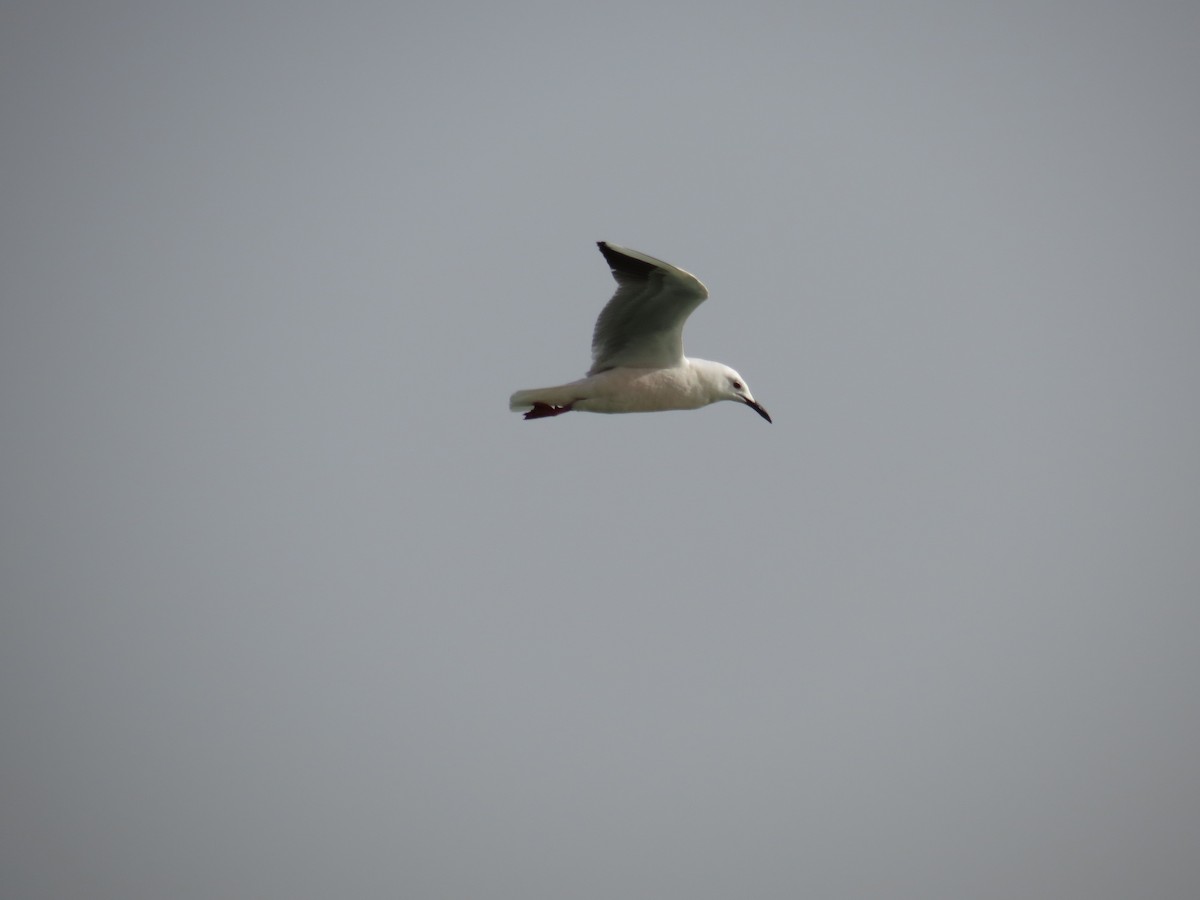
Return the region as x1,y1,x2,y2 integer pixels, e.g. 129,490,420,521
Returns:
3,2,1199,898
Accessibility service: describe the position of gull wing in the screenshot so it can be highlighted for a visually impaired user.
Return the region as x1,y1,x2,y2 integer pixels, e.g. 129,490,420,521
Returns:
588,242,709,374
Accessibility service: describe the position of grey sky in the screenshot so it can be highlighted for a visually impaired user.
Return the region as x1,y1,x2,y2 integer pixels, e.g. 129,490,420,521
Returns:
3,2,1198,898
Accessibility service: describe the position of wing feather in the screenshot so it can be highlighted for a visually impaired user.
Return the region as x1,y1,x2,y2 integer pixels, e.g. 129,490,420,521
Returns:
588,242,708,374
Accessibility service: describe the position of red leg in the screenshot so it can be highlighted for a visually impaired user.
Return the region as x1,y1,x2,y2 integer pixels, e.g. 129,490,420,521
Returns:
523,401,574,420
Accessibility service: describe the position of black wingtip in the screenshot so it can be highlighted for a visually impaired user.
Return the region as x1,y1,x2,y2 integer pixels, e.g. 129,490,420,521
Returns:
596,241,658,278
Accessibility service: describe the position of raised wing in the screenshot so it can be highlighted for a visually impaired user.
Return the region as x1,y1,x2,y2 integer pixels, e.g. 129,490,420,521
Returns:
588,242,709,374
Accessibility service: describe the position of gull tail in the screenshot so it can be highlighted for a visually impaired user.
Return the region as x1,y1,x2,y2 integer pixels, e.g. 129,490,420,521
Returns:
509,384,579,411
509,388,541,412
509,384,580,418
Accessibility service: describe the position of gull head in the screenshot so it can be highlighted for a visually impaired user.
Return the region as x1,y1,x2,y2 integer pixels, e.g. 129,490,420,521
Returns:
695,360,772,423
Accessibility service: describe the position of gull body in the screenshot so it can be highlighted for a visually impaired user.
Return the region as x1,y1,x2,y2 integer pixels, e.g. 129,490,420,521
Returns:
509,242,770,422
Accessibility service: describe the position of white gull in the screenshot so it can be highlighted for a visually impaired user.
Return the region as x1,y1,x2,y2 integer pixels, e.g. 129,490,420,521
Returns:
509,242,771,423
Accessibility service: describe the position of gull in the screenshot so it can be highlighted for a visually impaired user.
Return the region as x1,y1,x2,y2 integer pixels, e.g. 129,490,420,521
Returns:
509,242,771,423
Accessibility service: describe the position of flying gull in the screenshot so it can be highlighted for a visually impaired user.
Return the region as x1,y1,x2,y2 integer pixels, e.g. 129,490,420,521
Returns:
509,242,771,422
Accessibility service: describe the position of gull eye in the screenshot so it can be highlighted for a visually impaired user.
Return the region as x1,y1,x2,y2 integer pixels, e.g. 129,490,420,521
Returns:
732,380,743,390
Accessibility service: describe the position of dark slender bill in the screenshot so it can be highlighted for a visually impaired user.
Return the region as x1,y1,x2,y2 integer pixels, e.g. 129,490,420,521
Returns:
746,399,772,423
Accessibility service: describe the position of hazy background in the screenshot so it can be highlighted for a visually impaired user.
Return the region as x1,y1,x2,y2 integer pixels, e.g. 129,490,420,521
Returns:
3,2,1198,898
